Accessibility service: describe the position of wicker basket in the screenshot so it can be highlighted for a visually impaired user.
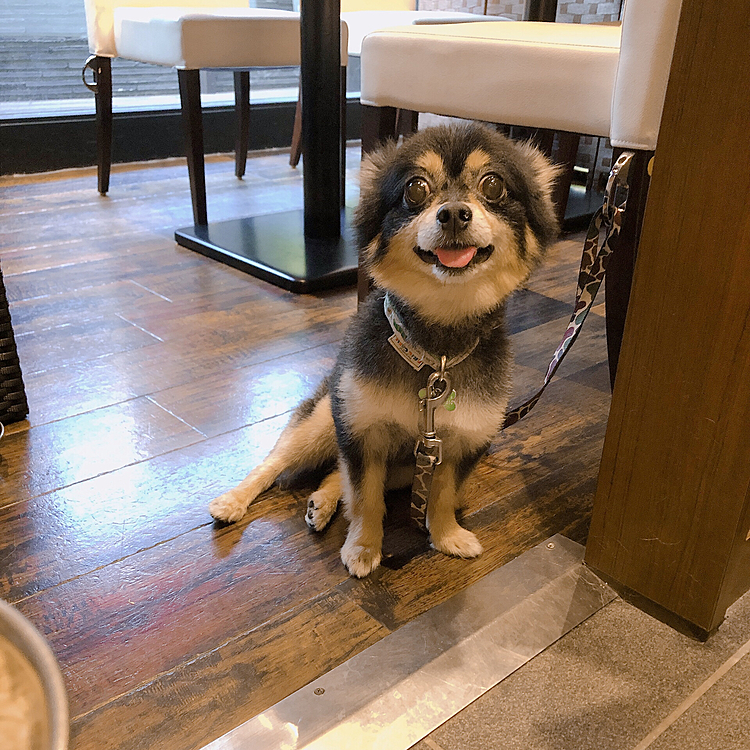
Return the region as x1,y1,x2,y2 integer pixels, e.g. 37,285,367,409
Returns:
0,264,29,428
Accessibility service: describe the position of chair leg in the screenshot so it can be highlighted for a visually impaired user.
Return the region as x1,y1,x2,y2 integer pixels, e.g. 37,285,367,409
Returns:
93,56,112,195
178,69,208,226
396,109,419,137
550,132,580,225
530,127,555,156
605,148,653,388
523,128,579,225
234,71,250,179
290,87,303,168
340,65,347,208
361,104,398,156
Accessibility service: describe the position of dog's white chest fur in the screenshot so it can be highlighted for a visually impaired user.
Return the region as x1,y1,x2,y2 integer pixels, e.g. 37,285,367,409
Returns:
337,370,508,447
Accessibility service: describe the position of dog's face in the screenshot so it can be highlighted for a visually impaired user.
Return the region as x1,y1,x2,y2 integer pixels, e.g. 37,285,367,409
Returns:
355,124,559,323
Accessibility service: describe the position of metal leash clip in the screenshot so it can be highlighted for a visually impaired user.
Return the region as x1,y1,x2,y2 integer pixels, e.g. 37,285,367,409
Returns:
603,151,634,223
415,366,452,466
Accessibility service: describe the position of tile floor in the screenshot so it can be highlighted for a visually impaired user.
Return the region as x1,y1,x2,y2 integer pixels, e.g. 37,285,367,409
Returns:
411,589,750,750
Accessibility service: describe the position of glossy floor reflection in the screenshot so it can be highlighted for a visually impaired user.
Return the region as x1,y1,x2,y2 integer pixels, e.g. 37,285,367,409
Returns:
0,147,610,750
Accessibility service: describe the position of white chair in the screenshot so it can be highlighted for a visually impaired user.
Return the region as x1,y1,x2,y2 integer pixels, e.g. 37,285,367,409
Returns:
289,0,509,166
358,0,683,384
82,0,333,226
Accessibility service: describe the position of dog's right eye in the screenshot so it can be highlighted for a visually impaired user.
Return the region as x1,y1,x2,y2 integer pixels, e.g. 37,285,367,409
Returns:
404,177,431,208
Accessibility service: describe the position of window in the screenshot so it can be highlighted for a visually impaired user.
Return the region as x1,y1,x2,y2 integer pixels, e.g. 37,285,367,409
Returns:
0,0,303,119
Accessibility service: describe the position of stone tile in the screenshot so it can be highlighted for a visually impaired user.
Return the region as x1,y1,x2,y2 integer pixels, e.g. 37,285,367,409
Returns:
425,592,750,750
650,654,750,750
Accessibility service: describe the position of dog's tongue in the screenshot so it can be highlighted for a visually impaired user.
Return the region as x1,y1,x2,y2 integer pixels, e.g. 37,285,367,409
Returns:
435,246,478,268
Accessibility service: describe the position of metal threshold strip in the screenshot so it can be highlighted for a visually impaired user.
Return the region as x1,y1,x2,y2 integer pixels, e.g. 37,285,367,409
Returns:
202,535,616,750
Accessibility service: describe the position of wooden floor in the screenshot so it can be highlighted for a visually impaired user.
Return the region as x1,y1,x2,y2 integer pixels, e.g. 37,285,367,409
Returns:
0,146,611,750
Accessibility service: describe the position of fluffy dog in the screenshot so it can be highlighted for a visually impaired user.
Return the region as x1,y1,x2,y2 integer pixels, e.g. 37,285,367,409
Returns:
209,123,559,577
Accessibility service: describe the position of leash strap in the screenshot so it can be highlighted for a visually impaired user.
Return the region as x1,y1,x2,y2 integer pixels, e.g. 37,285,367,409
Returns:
411,451,437,531
502,151,634,430
411,366,451,530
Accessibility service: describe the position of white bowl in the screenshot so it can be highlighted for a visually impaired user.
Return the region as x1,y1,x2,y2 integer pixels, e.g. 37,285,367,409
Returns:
0,598,68,750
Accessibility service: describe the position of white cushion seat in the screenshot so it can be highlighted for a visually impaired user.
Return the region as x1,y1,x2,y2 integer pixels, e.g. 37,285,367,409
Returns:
360,0,685,151
341,10,508,57
361,21,621,140
114,7,349,69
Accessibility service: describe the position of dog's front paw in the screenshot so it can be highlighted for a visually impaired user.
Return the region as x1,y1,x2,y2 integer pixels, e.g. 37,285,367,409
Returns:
209,490,250,524
431,525,483,559
340,541,382,578
305,491,338,532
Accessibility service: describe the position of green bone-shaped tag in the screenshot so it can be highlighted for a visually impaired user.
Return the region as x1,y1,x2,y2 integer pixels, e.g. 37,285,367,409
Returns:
444,389,457,411
418,388,457,411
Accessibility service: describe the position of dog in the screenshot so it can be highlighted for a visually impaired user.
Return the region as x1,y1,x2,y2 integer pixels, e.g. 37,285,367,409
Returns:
209,123,559,577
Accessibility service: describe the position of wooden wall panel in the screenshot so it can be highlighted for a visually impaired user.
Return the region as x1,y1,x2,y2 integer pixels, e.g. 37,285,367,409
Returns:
585,0,750,636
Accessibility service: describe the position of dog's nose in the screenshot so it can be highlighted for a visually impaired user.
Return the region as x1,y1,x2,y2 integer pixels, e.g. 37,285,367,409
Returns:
436,203,472,235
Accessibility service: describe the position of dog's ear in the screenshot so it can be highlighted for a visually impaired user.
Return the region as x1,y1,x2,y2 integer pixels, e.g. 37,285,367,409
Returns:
354,140,400,251
513,140,562,205
358,141,399,199
511,140,562,248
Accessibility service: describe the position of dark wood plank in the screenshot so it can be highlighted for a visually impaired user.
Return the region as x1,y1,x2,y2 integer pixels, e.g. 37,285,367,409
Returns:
14,314,160,374
18,323,346,427
511,308,608,380
15,509,351,717
526,235,589,303
7,279,169,335
0,414,292,602
149,342,337,437
70,591,389,750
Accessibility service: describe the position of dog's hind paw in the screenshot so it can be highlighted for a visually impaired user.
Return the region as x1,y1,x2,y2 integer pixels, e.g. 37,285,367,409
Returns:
209,491,250,524
340,542,382,578
431,526,483,559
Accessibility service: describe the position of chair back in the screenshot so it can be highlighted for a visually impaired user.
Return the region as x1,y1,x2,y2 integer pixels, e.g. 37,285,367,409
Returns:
84,0,249,57
611,0,683,149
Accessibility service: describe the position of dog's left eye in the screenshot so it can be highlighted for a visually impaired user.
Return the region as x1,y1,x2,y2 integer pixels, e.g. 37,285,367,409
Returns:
404,177,431,208
479,173,506,203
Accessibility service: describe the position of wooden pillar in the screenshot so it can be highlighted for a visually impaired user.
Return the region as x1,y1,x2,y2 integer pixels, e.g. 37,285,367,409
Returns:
585,0,750,639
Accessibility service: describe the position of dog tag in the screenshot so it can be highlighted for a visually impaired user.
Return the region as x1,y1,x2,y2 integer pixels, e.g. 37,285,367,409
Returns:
419,387,456,412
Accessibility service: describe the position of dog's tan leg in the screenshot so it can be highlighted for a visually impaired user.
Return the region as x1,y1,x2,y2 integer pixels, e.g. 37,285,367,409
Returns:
305,469,342,531
340,459,387,577
427,461,483,558
209,394,337,523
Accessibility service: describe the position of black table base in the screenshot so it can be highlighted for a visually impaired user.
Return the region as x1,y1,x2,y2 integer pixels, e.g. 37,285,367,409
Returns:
174,208,358,294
